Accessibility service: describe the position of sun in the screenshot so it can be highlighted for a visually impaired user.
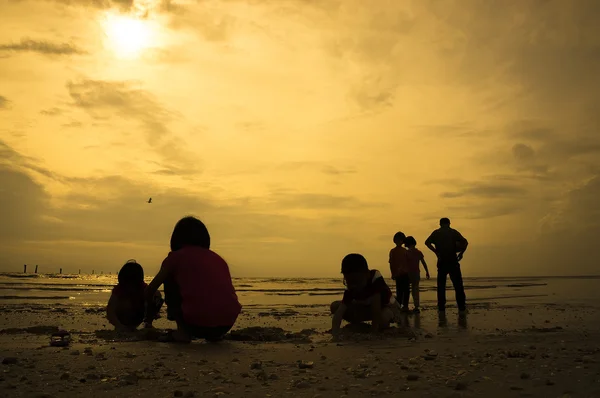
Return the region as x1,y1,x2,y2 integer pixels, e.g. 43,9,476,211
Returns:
102,13,158,59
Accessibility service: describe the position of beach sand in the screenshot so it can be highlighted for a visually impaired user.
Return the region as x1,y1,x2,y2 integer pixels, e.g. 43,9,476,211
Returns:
2,302,600,398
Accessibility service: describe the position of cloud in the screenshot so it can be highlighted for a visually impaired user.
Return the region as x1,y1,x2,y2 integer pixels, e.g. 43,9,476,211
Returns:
0,95,9,109
0,140,382,275
440,178,528,199
267,191,386,210
512,143,535,161
0,140,58,180
0,39,85,56
46,0,182,14
66,79,198,173
279,161,357,176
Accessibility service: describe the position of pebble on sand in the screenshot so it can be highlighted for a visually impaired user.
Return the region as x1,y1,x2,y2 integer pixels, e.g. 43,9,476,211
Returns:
293,380,311,389
455,382,468,390
2,357,18,365
250,361,262,370
407,374,419,381
298,360,314,369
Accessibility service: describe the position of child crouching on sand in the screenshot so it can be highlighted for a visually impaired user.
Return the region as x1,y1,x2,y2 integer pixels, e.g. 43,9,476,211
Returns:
330,253,398,339
145,216,242,343
106,260,164,332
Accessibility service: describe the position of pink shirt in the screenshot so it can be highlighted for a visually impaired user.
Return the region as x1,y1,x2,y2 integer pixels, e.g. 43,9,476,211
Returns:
161,246,241,327
406,248,424,274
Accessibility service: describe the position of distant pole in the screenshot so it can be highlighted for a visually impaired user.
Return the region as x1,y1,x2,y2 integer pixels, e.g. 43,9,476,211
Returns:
23,264,27,273
34,265,38,274
78,269,81,274
59,268,62,274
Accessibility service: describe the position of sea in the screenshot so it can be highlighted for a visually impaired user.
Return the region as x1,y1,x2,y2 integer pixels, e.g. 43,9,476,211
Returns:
1,273,599,310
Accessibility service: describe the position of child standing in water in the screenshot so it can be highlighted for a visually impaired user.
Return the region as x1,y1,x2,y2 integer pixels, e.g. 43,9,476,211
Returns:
330,254,396,339
106,260,163,331
404,236,430,313
389,232,410,311
145,216,242,343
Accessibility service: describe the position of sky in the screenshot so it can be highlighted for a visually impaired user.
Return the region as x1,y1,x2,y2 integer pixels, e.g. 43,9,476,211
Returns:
1,0,599,277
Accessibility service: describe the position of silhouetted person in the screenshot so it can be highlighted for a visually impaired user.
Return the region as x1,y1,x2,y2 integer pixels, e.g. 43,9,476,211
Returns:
331,253,396,339
145,216,241,343
107,260,163,332
425,217,468,313
389,232,410,311
404,236,430,313
147,197,152,203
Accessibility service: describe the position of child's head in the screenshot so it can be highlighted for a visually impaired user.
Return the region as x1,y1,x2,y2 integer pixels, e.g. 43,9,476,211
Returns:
117,259,144,287
341,253,370,292
404,236,417,248
393,231,406,246
170,216,211,252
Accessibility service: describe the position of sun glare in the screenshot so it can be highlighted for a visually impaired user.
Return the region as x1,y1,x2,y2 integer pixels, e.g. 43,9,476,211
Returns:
102,13,158,59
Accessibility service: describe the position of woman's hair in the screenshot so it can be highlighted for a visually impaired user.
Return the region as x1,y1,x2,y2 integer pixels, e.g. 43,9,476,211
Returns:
170,216,211,252
341,253,369,274
117,259,144,286
404,236,417,247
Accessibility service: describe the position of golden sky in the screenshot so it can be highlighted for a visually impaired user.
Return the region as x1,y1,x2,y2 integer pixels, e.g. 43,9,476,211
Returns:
1,0,599,277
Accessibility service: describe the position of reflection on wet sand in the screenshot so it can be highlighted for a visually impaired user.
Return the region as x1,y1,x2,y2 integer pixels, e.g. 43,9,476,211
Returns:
458,313,468,329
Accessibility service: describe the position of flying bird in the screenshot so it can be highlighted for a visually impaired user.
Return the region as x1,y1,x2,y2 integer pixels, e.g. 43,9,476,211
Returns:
147,197,152,204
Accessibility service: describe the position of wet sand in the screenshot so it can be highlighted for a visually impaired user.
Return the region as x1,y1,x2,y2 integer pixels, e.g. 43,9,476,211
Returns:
1,302,600,397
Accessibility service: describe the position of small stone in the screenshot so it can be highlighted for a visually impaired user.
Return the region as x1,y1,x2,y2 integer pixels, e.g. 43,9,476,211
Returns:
60,372,70,380
294,380,311,389
83,347,93,355
231,358,240,362
2,357,18,365
407,374,419,381
87,373,99,380
240,372,250,378
424,333,433,339
184,392,196,398
250,361,262,370
125,352,136,359
455,382,468,390
545,380,555,386
298,361,314,369
320,355,327,360
70,350,80,356
174,391,184,397
510,386,523,391
520,372,530,380
269,374,279,380
256,370,268,381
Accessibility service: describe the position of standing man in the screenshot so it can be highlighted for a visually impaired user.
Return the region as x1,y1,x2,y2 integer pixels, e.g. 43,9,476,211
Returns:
425,217,468,314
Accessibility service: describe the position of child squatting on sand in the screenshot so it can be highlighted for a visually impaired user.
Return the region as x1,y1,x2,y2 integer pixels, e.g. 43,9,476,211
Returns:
144,216,242,343
330,253,398,339
106,260,164,332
